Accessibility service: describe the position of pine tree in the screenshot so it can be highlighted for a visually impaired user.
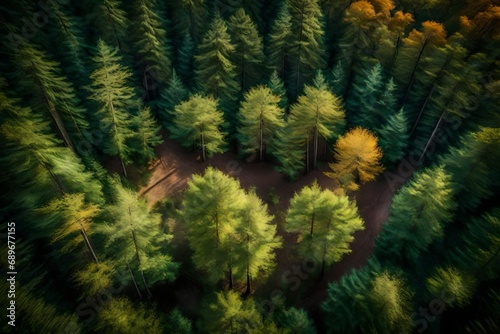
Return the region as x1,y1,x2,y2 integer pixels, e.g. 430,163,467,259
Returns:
88,40,139,177
330,60,348,97
267,2,292,79
165,308,193,334
274,307,316,334
237,86,285,161
287,0,325,96
130,106,163,163
267,70,289,110
169,95,226,161
98,183,179,298
377,109,409,166
195,13,239,109
288,72,345,172
286,181,364,275
177,33,196,85
131,0,171,99
13,44,91,154
157,70,189,127
180,167,247,285
426,267,475,307
229,8,265,91
375,167,456,266
325,127,384,192
94,0,129,51
271,125,306,180
171,0,207,41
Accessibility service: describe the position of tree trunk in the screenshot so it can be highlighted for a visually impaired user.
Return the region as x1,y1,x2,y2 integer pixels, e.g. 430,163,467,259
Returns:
201,131,206,162
80,226,99,264
411,84,436,136
127,264,142,299
313,126,319,170
402,38,429,105
259,117,264,161
419,110,447,161
245,233,251,295
306,134,310,174
120,157,128,178
310,212,315,236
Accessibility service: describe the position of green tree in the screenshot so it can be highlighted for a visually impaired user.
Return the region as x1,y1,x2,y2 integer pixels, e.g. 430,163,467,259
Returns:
274,307,316,334
14,44,91,154
375,167,456,266
177,34,196,85
267,2,292,79
157,70,189,127
286,181,364,275
329,60,348,97
131,0,171,99
130,106,163,163
95,298,163,333
237,86,285,161
377,109,409,166
229,8,265,91
165,308,192,334
426,267,475,307
171,0,207,40
195,13,239,110
169,95,226,161
94,0,129,50
271,125,306,180
267,70,289,110
98,183,179,298
288,72,345,172
201,291,262,334
88,40,139,177
287,0,325,96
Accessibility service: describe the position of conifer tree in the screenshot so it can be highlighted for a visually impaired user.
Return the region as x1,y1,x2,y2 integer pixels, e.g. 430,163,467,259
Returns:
267,70,289,110
94,0,129,50
98,183,179,298
88,40,139,177
267,2,293,79
14,44,91,154
177,34,196,85
288,72,345,172
325,127,384,192
130,106,163,163
171,0,207,41
377,109,409,166
271,125,306,180
165,308,193,334
195,13,239,110
426,267,475,307
286,181,364,275
229,8,265,91
131,0,171,99
157,70,189,126
287,0,325,96
169,95,226,161
375,167,456,266
237,86,285,160
330,60,349,97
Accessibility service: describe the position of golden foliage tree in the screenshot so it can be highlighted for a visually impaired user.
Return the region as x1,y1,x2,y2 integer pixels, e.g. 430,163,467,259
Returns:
326,127,384,191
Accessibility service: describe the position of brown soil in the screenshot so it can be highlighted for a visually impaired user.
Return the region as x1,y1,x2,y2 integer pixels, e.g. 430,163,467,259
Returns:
136,138,415,324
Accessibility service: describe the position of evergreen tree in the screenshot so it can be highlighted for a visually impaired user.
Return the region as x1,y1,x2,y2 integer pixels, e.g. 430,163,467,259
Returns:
171,0,207,41
130,106,163,163
288,72,345,172
165,308,193,334
377,109,409,166
237,86,285,161
169,95,226,161
88,40,139,177
271,125,306,180
325,127,384,192
274,307,317,334
177,34,196,85
287,0,325,96
267,2,292,79
426,267,475,307
375,167,456,266
157,70,189,127
98,183,179,298
229,8,265,91
195,13,239,111
286,181,364,275
94,0,129,51
14,44,91,154
130,0,171,99
267,70,289,110
330,60,348,97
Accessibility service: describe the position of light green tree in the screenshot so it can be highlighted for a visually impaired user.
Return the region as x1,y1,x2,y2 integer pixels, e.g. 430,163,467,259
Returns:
130,106,163,163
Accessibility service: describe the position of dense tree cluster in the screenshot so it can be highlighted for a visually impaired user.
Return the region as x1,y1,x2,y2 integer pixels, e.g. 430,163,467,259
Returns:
0,0,498,332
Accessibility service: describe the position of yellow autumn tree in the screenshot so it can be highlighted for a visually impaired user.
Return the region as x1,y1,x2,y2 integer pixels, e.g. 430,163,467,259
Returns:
325,127,384,191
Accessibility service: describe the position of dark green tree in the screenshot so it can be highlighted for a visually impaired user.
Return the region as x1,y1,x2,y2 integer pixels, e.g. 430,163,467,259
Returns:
267,70,289,110
267,2,292,79
377,109,409,166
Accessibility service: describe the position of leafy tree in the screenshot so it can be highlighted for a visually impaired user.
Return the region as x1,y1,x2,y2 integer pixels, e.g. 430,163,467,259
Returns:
88,40,140,177
169,95,226,161
229,8,265,91
95,298,163,333
288,72,345,172
201,291,262,333
377,109,409,166
267,2,292,79
195,13,239,109
158,70,189,126
237,86,285,160
325,127,384,192
98,183,179,298
287,0,325,96
375,167,456,266
426,267,475,307
130,0,172,99
267,70,289,110
237,189,282,293
130,106,163,163
13,44,90,154
286,181,364,275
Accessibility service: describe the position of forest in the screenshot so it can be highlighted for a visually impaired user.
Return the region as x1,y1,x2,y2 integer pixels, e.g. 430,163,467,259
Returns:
0,0,499,333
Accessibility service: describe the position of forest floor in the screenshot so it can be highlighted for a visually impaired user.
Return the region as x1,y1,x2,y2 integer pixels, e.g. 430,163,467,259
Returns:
118,138,415,328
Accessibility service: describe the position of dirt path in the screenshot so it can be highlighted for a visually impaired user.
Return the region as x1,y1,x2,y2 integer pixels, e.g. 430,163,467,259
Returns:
138,139,414,323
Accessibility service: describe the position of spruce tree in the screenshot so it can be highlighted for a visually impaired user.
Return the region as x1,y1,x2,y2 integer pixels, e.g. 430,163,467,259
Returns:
229,8,265,91
94,0,129,51
130,106,163,163
267,70,289,110
177,33,196,85
157,70,189,127
267,2,292,79
88,40,139,177
237,86,285,161
271,125,306,180
377,109,409,166
169,95,226,161
330,60,348,97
